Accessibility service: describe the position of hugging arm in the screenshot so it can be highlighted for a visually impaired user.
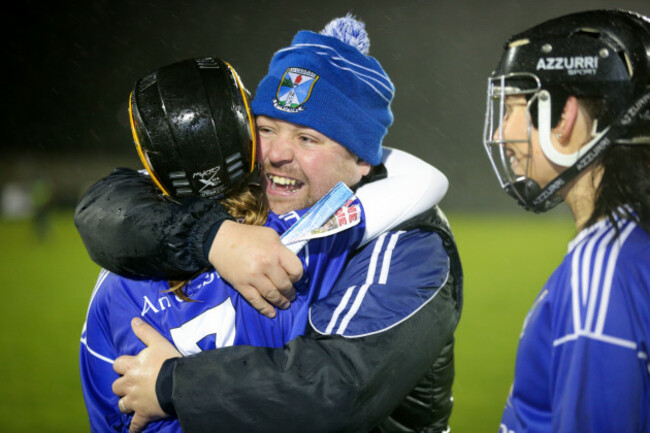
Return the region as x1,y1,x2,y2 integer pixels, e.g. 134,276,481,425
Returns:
74,168,233,279
75,149,447,279
357,147,448,243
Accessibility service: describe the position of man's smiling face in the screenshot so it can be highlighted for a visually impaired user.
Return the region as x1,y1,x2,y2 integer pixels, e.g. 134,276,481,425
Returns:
257,115,371,215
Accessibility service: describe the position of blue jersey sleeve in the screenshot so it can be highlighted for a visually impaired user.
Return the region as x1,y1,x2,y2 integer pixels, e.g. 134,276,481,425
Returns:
309,228,450,337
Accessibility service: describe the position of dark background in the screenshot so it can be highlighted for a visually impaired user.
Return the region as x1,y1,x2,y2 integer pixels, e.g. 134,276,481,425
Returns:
4,0,650,211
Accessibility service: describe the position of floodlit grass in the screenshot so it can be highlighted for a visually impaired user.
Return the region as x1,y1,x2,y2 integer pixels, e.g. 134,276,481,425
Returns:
448,212,575,432
0,210,575,432
0,211,101,432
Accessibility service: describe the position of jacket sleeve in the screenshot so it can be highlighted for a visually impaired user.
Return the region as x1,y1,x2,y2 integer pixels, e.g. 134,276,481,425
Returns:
74,168,233,279
156,206,463,433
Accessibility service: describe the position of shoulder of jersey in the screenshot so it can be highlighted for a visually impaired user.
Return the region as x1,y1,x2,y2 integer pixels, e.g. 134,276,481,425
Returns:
309,230,450,337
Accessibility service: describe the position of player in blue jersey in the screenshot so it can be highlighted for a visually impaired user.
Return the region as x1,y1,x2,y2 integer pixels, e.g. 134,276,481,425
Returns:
483,9,650,432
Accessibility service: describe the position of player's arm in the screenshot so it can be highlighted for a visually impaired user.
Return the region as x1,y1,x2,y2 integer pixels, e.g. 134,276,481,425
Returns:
74,167,233,279
204,150,447,317
357,147,448,244
155,209,462,433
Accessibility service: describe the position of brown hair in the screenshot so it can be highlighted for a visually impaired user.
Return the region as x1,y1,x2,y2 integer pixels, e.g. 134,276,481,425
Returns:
585,145,650,235
167,184,269,301
578,98,650,235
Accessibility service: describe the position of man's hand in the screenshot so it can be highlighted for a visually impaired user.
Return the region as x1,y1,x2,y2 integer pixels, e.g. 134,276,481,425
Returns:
210,220,303,318
113,318,181,433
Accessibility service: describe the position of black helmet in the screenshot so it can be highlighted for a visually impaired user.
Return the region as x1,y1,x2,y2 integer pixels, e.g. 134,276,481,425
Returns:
484,9,650,212
129,56,256,198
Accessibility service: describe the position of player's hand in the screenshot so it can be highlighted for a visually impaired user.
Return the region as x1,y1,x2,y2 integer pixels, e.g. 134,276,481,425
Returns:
113,318,181,433
209,220,303,318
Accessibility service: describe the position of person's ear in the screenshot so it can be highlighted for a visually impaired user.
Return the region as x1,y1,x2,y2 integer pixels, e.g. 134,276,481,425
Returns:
554,96,579,145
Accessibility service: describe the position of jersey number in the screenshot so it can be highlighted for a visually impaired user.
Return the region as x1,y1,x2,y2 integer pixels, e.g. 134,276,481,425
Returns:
169,299,236,356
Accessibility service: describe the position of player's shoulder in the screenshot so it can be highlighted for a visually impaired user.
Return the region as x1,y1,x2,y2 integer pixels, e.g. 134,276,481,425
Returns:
309,228,451,338
615,221,650,264
344,228,449,285
89,270,164,308
566,218,649,277
548,218,650,341
89,269,122,305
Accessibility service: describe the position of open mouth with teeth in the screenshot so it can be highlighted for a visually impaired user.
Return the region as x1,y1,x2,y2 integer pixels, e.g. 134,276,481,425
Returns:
266,173,304,195
504,147,523,175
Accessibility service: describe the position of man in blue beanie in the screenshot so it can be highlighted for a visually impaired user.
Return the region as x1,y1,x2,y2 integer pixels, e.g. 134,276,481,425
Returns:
77,15,462,433
251,13,395,215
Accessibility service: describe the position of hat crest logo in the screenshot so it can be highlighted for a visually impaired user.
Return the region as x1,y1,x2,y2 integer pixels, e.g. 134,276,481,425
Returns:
273,67,319,113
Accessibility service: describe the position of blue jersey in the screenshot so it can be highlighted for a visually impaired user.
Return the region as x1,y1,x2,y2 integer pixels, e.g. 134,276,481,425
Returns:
80,202,365,433
500,217,650,433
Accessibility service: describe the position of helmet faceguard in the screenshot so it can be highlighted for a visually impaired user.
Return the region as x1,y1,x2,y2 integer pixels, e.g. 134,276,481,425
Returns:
129,57,257,198
484,9,650,212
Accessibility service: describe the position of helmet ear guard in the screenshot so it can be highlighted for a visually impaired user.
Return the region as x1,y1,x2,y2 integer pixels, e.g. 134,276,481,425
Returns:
484,9,650,212
129,57,257,198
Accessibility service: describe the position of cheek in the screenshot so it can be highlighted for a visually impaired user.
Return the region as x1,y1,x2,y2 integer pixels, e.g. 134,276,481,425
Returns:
505,111,529,139
301,153,331,184
504,120,522,138
314,154,362,191
303,154,342,188
529,133,544,157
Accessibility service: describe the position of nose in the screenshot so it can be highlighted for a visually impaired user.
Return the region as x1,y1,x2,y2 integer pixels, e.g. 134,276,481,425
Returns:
263,133,294,166
493,120,507,142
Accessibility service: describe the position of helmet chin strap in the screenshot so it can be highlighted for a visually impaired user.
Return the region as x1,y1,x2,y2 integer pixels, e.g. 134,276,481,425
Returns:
523,89,613,212
537,90,601,167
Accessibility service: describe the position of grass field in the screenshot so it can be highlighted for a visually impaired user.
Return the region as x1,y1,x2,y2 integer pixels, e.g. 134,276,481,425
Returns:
0,210,575,432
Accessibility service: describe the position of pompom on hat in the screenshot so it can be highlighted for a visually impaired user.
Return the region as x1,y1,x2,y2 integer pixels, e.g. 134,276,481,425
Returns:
252,14,394,165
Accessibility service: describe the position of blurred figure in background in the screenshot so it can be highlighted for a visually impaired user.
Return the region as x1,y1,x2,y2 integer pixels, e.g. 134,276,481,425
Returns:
0,174,54,241
30,174,54,241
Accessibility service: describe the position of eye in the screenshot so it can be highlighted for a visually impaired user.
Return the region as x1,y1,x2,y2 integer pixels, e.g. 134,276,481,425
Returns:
299,135,318,145
504,101,526,119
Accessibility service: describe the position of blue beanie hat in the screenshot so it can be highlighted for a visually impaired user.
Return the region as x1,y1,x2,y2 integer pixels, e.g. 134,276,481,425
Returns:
251,14,394,165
